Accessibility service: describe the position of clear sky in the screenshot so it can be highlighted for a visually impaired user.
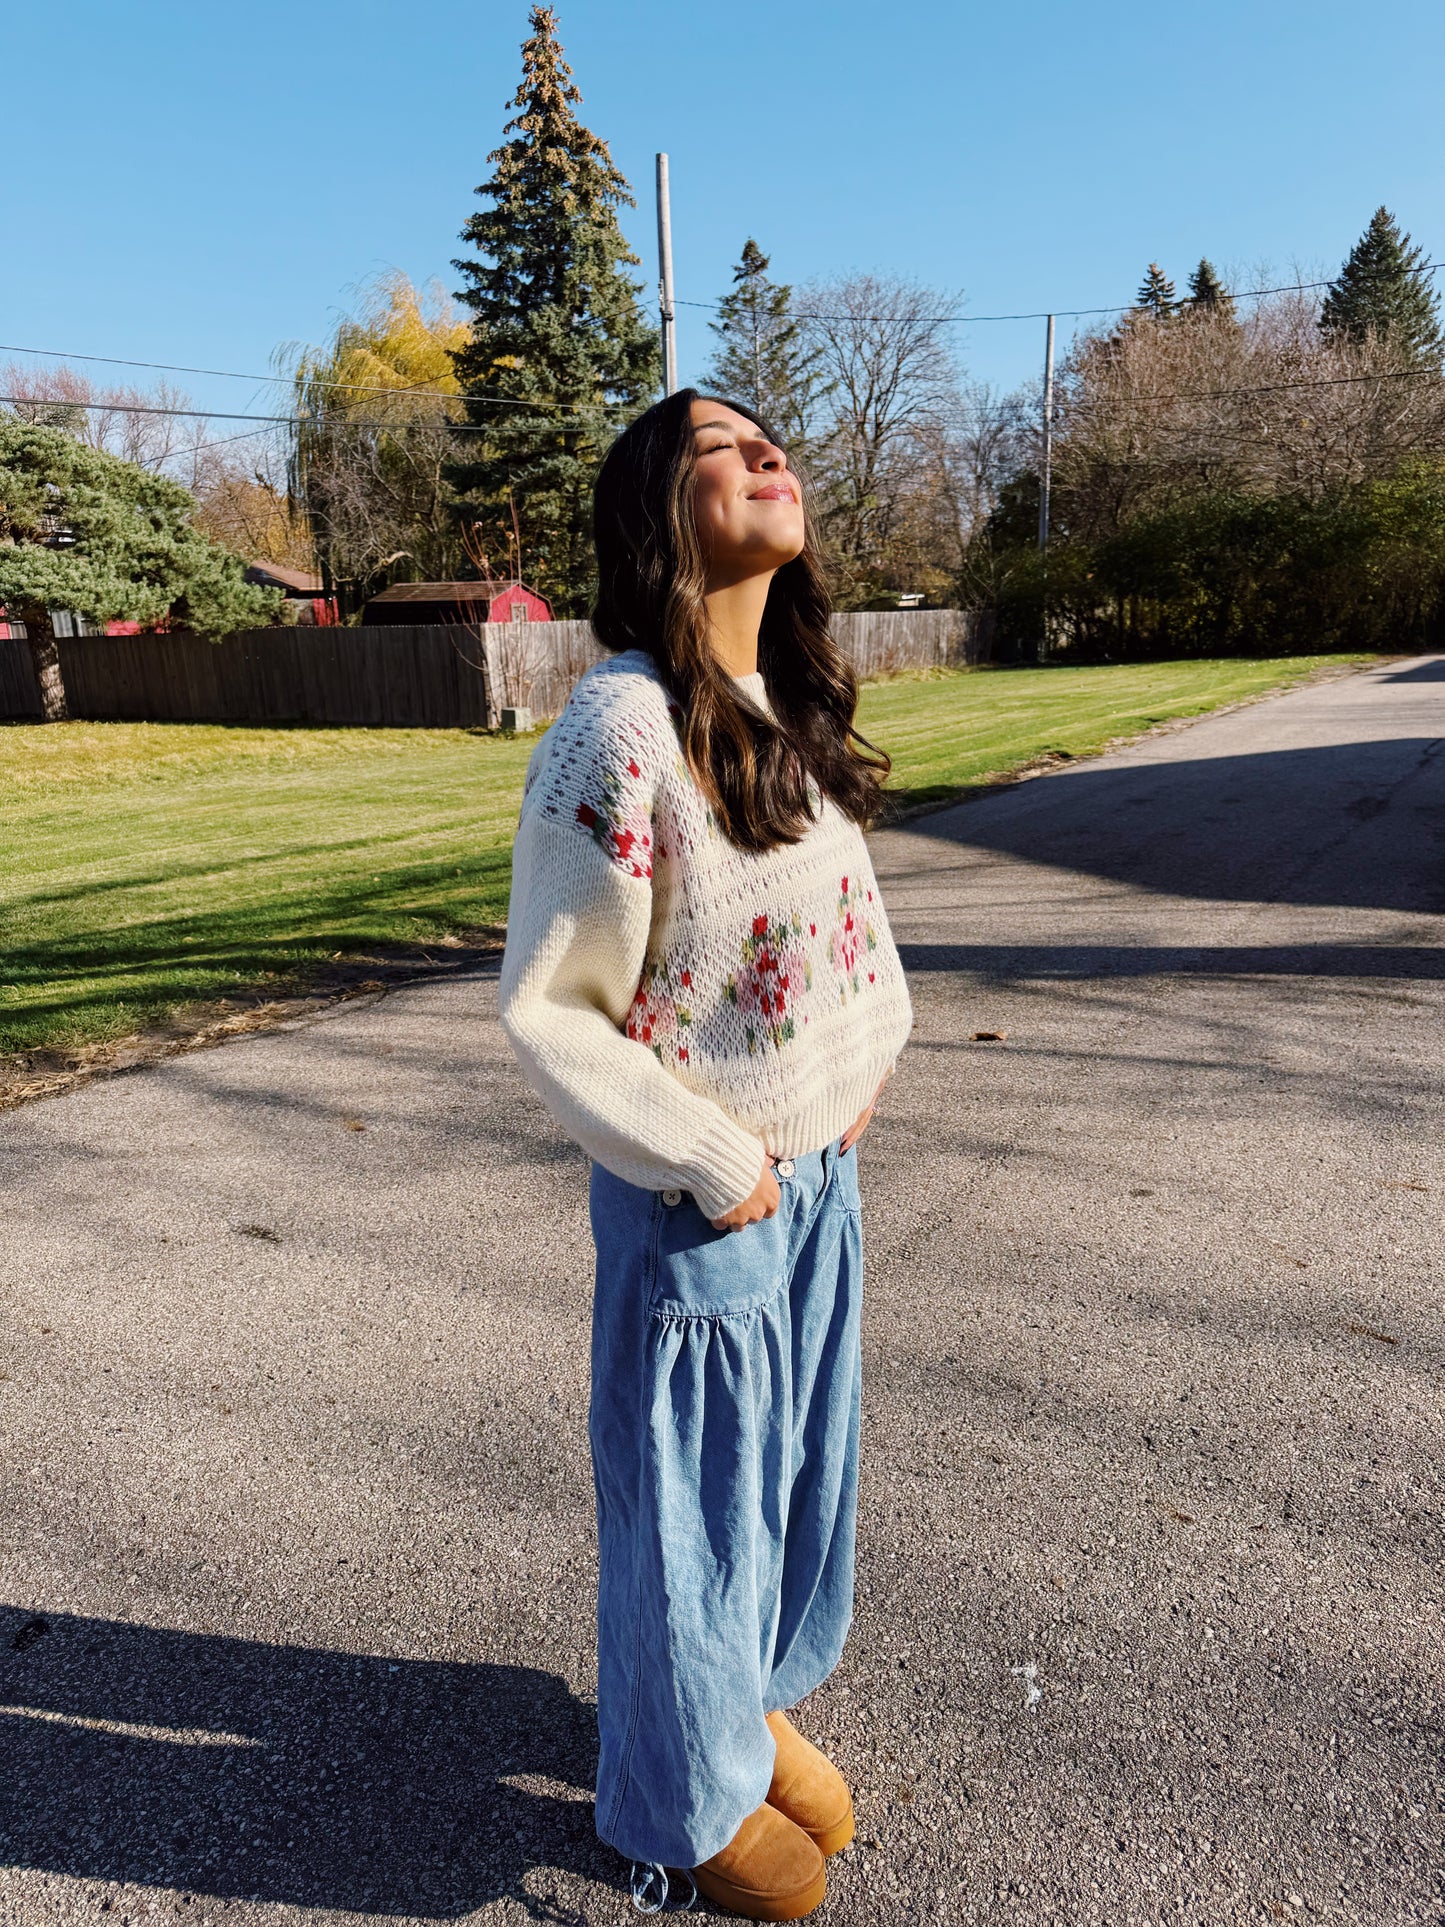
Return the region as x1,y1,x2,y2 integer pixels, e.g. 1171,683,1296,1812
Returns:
4,0,1443,428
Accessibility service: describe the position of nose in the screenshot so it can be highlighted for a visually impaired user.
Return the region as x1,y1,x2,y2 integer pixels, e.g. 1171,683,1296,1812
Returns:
744,434,788,473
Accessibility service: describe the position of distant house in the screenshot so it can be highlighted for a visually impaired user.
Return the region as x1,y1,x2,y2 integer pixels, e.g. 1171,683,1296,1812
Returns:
243,562,339,627
0,607,147,639
360,579,552,626
0,561,338,641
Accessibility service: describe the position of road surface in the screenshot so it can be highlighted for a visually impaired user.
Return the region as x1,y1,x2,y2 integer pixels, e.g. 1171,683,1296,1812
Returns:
2,655,1441,1926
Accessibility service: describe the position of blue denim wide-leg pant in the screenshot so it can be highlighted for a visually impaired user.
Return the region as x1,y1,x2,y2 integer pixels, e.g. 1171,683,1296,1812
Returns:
588,1139,864,1871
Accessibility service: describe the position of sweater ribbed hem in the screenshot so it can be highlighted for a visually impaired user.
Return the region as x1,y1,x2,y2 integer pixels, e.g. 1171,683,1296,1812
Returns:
680,1112,769,1221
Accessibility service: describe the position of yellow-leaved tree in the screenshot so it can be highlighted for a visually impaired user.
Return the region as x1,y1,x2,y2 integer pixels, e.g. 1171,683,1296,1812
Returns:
286,273,472,608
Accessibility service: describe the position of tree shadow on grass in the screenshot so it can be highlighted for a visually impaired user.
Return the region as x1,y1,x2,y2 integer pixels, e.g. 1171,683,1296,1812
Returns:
0,1605,615,1920
0,855,514,1054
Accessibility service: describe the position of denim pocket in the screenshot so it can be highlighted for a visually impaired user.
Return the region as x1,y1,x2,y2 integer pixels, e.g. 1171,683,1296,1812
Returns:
835,1144,864,1217
646,1191,790,1321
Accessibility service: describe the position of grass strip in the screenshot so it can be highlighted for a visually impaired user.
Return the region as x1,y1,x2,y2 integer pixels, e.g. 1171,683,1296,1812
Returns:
0,653,1370,1055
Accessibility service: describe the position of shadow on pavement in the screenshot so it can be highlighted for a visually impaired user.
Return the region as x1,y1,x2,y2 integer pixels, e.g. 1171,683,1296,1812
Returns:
899,739,1445,913
896,942,1445,981
0,1604,612,1920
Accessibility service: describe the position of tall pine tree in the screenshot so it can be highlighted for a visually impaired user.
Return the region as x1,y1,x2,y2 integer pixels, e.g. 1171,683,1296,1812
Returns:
450,7,659,613
1185,258,1236,321
1133,263,1178,320
1320,207,1442,367
701,240,828,458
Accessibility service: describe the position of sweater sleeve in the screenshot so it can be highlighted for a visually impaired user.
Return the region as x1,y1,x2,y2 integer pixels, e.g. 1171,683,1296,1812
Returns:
498,696,767,1220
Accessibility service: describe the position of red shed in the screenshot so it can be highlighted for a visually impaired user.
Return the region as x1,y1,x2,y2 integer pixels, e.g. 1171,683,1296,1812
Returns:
360,579,552,626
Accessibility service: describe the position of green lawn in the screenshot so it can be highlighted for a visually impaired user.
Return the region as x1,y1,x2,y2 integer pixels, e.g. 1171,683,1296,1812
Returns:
0,653,1369,1056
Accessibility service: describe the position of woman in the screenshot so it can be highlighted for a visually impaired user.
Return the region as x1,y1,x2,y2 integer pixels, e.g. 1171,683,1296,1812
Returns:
499,390,912,1919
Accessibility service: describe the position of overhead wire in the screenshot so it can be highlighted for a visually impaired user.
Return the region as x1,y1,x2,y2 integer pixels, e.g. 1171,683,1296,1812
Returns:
676,261,1444,326
0,341,595,416
2,258,1440,405
0,394,612,434
1,260,1440,436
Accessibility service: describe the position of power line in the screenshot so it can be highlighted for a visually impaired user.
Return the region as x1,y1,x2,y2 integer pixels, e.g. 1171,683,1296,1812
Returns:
3,259,1439,415
6,357,1440,442
0,342,607,417
678,262,1444,327
1061,362,1445,410
0,394,611,434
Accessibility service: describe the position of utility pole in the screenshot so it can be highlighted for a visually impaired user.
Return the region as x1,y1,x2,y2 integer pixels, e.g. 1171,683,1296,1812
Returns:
1037,312,1056,664
1032,316,1055,670
1037,312,1055,554
655,152,678,396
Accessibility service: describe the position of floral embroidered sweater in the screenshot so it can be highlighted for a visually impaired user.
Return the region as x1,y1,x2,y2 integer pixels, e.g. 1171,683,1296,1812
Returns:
498,649,913,1219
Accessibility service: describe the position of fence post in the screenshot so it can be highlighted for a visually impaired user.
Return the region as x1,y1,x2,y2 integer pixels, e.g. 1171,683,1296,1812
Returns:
481,628,505,729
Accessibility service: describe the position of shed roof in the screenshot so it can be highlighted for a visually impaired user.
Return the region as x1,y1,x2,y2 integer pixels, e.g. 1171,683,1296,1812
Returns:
245,561,324,594
366,579,522,606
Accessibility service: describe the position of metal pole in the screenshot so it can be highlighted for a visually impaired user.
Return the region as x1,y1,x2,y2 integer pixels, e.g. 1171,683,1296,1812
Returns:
655,153,678,396
1037,312,1055,553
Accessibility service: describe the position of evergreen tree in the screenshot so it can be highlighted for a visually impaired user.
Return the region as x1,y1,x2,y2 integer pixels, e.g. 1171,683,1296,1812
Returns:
1185,258,1236,321
449,7,659,614
1133,263,1178,320
0,424,279,722
1320,207,1442,366
701,239,828,457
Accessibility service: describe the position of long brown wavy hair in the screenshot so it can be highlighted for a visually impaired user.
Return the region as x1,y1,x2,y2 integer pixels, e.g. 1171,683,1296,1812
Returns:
591,388,890,853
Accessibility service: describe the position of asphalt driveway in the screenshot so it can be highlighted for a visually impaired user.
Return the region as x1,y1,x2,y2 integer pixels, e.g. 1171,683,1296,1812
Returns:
1,655,1441,1926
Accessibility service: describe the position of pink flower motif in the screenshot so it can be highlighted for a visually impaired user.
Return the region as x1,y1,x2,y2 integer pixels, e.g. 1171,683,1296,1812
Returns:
626,957,694,1062
828,876,880,1002
727,912,812,1052
575,768,653,878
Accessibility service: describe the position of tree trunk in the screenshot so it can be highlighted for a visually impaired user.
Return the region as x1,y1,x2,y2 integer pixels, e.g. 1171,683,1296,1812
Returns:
20,604,70,723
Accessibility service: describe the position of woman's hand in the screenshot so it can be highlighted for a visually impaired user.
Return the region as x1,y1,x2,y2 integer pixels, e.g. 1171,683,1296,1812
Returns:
839,1074,889,1154
710,1158,781,1232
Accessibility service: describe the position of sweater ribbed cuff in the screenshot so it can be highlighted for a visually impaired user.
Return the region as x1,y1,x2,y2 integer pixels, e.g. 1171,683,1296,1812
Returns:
681,1112,769,1222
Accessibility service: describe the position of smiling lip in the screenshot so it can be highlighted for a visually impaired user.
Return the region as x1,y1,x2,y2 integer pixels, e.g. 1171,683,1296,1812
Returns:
750,484,796,502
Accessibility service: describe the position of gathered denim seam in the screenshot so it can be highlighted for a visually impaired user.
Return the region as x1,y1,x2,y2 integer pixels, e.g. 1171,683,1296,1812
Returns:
646,1274,787,1325
599,1194,662,1844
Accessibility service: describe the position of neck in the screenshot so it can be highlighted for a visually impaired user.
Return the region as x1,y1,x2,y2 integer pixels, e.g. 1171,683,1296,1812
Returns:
702,569,773,678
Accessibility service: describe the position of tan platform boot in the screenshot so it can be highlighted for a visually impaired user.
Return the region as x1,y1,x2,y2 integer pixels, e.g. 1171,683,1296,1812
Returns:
764,1710,855,1857
691,1800,827,1921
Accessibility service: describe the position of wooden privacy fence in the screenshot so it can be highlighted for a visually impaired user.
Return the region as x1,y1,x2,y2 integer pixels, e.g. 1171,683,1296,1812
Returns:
0,607,992,728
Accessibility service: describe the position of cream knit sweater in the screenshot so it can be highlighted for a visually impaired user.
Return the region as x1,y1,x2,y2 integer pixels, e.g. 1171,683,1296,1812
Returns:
499,649,913,1218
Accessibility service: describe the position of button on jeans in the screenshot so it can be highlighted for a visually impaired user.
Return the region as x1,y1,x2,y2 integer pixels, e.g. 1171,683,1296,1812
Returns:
587,1138,864,1869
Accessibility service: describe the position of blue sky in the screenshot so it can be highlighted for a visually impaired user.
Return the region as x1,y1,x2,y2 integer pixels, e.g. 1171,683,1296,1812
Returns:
4,0,1443,427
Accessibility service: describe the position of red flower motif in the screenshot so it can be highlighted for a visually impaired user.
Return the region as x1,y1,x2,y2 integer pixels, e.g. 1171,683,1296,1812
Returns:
728,911,810,1050
679,969,692,988
627,759,641,778
841,876,848,892
576,803,598,828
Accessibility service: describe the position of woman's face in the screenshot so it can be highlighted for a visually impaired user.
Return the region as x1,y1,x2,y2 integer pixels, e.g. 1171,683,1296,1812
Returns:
689,399,805,583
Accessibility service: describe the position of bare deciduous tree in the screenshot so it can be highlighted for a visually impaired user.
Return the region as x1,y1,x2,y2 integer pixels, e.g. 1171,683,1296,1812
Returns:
1,363,218,476
1052,281,1445,540
798,275,963,602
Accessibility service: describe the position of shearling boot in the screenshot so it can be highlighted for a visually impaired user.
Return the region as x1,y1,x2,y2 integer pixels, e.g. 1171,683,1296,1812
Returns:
692,1800,827,1921
764,1710,856,1857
